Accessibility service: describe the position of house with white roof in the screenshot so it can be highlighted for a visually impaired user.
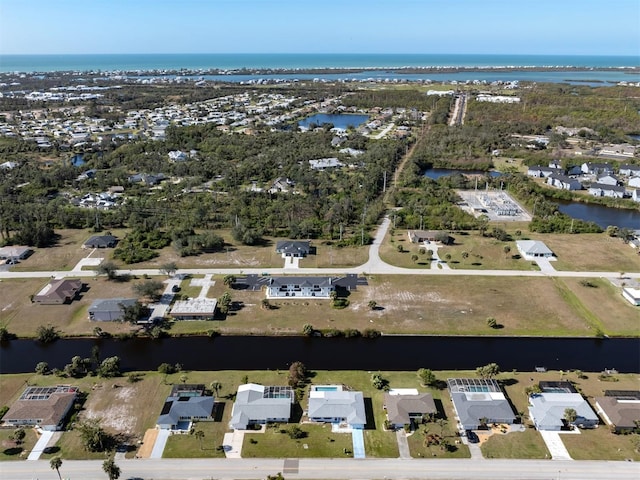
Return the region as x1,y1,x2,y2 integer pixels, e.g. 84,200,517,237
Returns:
516,240,554,259
528,392,598,431
265,276,335,299
307,385,366,429
309,158,344,170
230,384,294,430
622,287,640,306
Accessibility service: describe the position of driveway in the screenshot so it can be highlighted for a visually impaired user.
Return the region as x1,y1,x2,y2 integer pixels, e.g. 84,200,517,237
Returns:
351,429,365,459
222,430,245,458
150,428,171,459
539,430,573,460
535,258,556,273
396,429,410,459
27,430,58,460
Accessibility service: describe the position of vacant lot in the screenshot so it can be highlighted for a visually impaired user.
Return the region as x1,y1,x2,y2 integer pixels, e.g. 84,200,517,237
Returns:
0,428,39,461
9,229,95,272
480,429,549,459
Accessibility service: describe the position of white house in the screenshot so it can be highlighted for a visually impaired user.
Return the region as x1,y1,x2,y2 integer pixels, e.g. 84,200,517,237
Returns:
516,240,554,259
307,385,366,429
596,174,620,186
528,393,599,431
265,276,335,299
622,287,640,306
628,177,640,188
547,174,581,191
619,164,640,177
588,183,626,198
527,166,556,178
581,162,613,175
633,189,640,203
230,384,294,430
168,150,188,162
309,158,344,170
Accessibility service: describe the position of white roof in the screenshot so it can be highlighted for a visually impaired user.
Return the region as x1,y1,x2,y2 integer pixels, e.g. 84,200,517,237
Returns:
388,388,419,396
170,298,218,314
516,240,553,255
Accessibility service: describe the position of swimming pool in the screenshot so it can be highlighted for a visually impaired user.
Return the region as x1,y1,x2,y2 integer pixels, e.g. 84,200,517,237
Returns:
314,386,339,391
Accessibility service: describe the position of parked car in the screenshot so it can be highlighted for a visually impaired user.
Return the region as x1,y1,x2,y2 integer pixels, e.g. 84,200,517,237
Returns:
466,430,479,443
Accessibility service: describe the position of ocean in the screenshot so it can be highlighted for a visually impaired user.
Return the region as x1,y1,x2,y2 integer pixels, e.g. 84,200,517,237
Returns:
0,53,638,73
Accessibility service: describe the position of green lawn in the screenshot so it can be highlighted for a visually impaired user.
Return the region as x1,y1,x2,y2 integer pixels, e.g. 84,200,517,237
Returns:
561,427,640,461
406,423,471,459
163,420,226,458
480,428,550,459
0,428,38,461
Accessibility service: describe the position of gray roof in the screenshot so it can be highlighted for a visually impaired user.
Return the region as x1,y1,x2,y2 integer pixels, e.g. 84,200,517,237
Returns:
529,393,598,430
157,395,214,428
275,240,311,255
268,276,333,288
450,392,516,429
88,298,137,314
84,235,118,247
588,183,626,193
230,384,294,430
308,390,366,426
384,393,436,425
516,240,553,256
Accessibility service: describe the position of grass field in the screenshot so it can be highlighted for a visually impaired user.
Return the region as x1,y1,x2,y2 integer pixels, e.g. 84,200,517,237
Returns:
0,428,38,461
163,420,227,458
480,429,550,459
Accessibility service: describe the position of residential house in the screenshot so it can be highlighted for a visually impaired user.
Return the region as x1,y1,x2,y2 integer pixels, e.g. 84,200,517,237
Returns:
628,177,640,188
547,174,581,191
230,384,294,430
599,143,636,158
447,378,516,431
275,240,312,258
383,390,437,429
516,240,554,259
597,174,621,186
269,177,295,194
2,385,78,431
595,391,640,433
0,246,32,263
156,385,214,430
309,158,344,170
128,173,167,186
407,230,453,245
528,392,599,431
168,150,187,162
33,279,84,305
622,287,640,306
170,298,218,320
633,189,640,203
307,385,366,429
619,165,640,177
83,235,118,249
0,161,19,170
88,298,137,321
566,165,583,176
265,276,335,299
588,183,626,199
581,162,613,175
548,160,563,170
527,165,556,178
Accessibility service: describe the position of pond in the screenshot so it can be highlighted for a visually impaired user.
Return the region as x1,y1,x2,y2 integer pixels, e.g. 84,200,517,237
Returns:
70,154,85,167
1,335,638,374
556,200,640,229
298,113,369,130
423,168,503,180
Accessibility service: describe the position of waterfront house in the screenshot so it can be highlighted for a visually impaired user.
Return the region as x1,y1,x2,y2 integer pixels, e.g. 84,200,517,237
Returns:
587,183,626,199
307,385,366,429
157,385,214,430
566,165,583,176
230,384,294,430
622,287,640,306
447,378,516,431
528,392,599,431
83,234,118,249
2,385,78,431
633,189,640,203
516,240,554,259
595,391,640,433
33,279,84,305
265,276,335,299
383,390,437,429
546,173,581,191
88,298,138,321
275,240,312,258
170,298,218,320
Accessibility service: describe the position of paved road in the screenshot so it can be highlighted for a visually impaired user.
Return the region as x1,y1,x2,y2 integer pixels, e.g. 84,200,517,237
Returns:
1,458,638,479
0,215,638,281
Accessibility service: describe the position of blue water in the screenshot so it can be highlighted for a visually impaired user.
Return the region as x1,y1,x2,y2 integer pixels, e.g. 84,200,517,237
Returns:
1,53,638,73
556,200,640,229
299,113,369,130
70,154,85,167
314,386,339,391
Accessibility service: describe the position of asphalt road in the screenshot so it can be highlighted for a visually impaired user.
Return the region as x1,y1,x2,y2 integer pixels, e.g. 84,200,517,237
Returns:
2,458,639,480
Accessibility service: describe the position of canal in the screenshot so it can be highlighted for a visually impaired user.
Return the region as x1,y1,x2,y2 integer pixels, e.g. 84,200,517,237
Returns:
1,336,638,374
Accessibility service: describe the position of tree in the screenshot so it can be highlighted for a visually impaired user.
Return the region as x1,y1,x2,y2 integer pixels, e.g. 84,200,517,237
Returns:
133,279,164,301
371,372,388,390
288,361,307,388
159,261,178,277
368,300,378,310
102,458,121,480
287,425,306,439
158,362,175,383
411,254,419,263
77,418,111,452
50,456,63,480
486,317,498,329
461,251,469,263
0,325,12,342
417,368,437,387
35,361,49,375
261,298,272,310
194,429,205,450
302,323,315,336
36,324,59,343
210,381,222,396
13,428,25,445
219,291,232,314
180,373,188,384
97,260,119,280
564,408,577,426
97,356,121,378
476,363,500,379
223,274,236,288
503,245,511,258
266,474,285,480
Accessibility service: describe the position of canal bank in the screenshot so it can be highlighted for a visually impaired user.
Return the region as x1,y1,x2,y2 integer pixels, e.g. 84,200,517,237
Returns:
1,335,638,374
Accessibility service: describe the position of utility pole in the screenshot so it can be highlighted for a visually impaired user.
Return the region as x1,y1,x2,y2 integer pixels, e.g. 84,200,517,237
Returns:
383,170,387,192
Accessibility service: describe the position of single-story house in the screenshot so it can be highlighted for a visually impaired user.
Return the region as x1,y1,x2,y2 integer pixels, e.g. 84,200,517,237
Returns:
588,183,626,198
628,176,640,188
596,174,621,186
527,165,556,178
528,392,599,431
128,173,166,186
157,385,214,430
0,246,32,263
170,298,218,320
275,240,311,258
581,162,613,175
309,158,344,170
230,384,294,430
622,287,640,306
447,378,516,431
307,385,366,429
33,279,84,305
83,235,118,249
516,240,554,259
88,298,138,321
383,389,437,428
595,392,640,433
407,230,453,245
546,173,581,191
2,385,79,431
266,276,335,299
619,165,640,177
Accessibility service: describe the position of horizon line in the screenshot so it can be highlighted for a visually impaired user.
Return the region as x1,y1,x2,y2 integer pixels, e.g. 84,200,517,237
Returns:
1,52,637,57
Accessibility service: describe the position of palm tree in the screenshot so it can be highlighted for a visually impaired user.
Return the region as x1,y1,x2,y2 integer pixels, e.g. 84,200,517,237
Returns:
223,274,236,288
194,430,205,450
102,458,120,480
50,456,63,480
210,381,221,396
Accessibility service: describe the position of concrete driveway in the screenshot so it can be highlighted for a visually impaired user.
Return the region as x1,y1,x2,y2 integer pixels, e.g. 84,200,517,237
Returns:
395,429,411,459
222,430,245,458
150,428,171,459
539,430,573,460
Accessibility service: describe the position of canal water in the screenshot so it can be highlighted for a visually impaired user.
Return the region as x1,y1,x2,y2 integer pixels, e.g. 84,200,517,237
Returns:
298,113,369,130
556,200,640,230
1,336,638,374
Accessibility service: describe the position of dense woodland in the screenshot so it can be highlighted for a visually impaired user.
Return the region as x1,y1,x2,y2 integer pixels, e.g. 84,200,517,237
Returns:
0,82,639,254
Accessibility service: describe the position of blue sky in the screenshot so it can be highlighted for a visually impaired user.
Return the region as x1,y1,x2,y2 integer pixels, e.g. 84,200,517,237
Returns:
0,0,638,55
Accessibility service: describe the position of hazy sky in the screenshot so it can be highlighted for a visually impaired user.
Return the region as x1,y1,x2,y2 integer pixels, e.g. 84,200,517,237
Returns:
1,0,638,55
